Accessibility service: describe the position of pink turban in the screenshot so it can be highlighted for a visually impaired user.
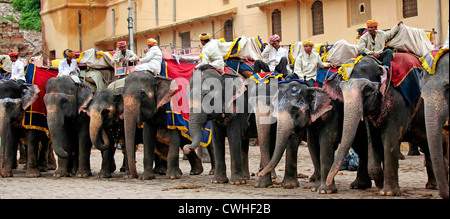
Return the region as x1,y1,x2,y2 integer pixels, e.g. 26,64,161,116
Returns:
269,34,281,42
117,41,127,47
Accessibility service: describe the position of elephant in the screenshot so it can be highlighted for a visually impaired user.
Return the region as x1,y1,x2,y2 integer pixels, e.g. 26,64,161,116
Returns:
326,54,446,197
183,69,257,185
420,51,449,199
0,80,52,178
122,71,209,180
44,76,93,178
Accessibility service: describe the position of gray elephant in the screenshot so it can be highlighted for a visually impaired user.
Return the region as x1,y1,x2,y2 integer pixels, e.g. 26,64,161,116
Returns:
0,80,45,177
122,71,207,180
184,69,257,185
44,76,93,178
420,51,449,199
327,54,446,197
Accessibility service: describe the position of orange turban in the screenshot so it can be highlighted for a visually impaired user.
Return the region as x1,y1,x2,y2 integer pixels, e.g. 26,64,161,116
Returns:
199,33,211,41
147,38,158,46
8,52,19,57
366,20,379,28
302,40,314,47
117,41,127,47
63,49,75,58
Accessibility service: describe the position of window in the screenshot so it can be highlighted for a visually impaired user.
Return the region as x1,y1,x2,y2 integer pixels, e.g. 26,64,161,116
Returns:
403,0,418,18
224,20,233,42
180,32,191,49
311,1,323,35
272,9,282,39
349,0,372,26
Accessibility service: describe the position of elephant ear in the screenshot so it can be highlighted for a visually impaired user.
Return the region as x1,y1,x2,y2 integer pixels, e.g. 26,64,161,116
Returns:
76,83,93,114
21,84,40,110
322,73,344,102
154,76,178,109
307,87,333,123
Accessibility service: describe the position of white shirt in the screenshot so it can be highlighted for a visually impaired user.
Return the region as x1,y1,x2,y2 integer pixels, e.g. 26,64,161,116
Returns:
294,52,325,81
112,50,138,63
58,59,81,83
261,44,289,72
11,60,26,81
136,46,163,74
196,41,225,71
358,25,400,54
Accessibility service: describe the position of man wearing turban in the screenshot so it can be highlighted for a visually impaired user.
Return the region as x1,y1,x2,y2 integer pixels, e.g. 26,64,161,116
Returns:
8,52,26,85
357,20,403,71
287,41,336,87
253,34,289,76
135,38,162,75
112,41,138,64
58,49,81,83
195,33,225,72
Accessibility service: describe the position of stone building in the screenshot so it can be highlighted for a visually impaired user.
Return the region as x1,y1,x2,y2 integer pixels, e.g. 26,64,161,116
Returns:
40,0,449,59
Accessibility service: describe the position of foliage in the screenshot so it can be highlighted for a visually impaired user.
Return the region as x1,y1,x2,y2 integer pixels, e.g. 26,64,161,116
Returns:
11,0,41,31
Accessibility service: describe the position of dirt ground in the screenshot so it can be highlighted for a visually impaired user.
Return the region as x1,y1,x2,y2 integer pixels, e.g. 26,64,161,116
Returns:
0,142,442,199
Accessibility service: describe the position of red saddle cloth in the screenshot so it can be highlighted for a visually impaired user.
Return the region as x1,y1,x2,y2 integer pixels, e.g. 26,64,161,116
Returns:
390,53,422,87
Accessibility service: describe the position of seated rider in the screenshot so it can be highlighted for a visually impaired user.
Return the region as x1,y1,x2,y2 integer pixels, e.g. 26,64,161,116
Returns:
357,19,403,72
286,40,336,87
253,34,289,76
58,49,81,83
135,38,163,75
9,52,26,85
195,33,225,73
112,41,139,65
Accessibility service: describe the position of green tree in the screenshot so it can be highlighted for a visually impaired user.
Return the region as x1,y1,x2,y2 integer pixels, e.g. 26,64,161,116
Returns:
12,0,41,31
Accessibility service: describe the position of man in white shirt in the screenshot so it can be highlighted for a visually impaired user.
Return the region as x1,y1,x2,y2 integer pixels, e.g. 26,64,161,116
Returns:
357,20,402,71
9,52,26,85
135,38,163,75
253,34,289,76
112,41,138,64
195,33,225,72
58,49,81,83
287,41,336,87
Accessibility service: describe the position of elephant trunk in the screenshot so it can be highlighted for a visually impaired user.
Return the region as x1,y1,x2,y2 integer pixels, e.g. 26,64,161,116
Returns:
89,110,110,151
123,94,139,178
258,111,294,177
183,98,207,154
46,109,70,159
326,83,364,186
424,93,449,199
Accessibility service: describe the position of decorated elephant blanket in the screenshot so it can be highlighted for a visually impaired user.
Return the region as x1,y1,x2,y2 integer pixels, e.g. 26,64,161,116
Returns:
250,72,283,84
419,48,449,75
390,52,423,105
160,59,212,147
23,61,59,137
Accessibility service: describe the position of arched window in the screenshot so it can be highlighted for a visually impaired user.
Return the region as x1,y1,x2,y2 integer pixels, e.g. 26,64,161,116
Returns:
272,9,282,39
403,0,417,18
224,20,233,42
311,1,324,35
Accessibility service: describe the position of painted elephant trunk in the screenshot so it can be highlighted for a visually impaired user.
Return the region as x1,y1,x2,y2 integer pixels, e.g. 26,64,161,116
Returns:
258,111,294,177
47,116,70,159
183,112,207,154
89,110,110,151
326,82,364,186
424,95,449,199
123,95,140,178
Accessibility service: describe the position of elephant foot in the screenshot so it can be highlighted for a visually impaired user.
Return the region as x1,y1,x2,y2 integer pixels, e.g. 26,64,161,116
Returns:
76,170,92,178
229,175,246,185
316,183,337,194
379,186,402,196
350,178,372,189
167,168,182,179
425,180,437,190
212,174,229,184
141,170,156,180
255,175,273,188
154,165,167,175
208,167,215,175
54,169,71,178
26,168,41,178
190,163,204,175
281,178,299,189
98,169,112,178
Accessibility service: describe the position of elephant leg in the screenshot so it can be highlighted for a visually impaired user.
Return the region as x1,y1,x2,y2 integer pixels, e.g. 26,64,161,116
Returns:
241,138,250,179
47,143,57,170
142,123,157,180
307,132,321,190
167,129,184,179
76,121,92,178
227,122,246,185
212,123,228,184
380,129,402,196
206,142,215,175
255,123,274,188
317,130,340,194
2,132,20,177
37,134,51,172
54,156,73,177
99,146,116,178
281,135,300,188
184,140,204,176
26,130,41,178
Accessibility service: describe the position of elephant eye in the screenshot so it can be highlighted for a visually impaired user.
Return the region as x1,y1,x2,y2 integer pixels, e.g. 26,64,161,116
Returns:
139,91,147,98
61,98,68,104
